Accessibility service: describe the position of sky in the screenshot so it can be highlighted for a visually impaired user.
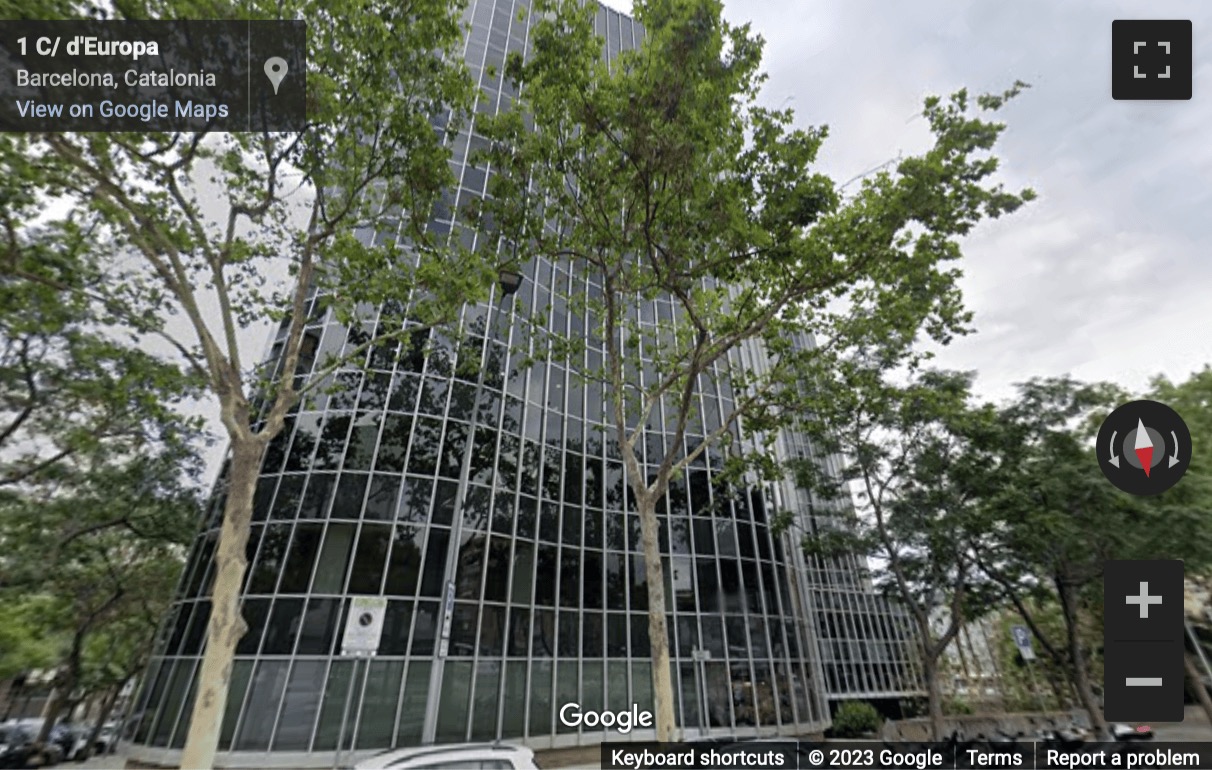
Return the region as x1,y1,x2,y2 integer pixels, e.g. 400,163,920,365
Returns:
601,0,1212,405
184,0,1212,478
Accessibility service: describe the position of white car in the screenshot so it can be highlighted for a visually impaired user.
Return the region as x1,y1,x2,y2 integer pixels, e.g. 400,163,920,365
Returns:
353,742,541,769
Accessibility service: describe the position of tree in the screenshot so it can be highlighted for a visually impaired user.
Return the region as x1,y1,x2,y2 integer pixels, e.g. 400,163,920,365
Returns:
479,0,1034,739
0,446,203,749
793,363,1003,739
972,377,1212,737
6,0,494,765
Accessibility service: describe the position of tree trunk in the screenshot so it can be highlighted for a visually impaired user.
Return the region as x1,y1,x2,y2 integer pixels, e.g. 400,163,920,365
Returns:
1185,652,1212,726
1056,579,1107,737
87,678,127,758
178,437,266,769
922,648,945,740
636,495,677,742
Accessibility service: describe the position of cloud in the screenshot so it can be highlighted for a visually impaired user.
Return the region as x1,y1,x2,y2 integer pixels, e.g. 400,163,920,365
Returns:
727,0,1212,402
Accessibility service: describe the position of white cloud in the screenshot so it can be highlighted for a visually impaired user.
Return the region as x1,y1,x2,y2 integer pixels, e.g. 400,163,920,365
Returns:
730,0,1212,405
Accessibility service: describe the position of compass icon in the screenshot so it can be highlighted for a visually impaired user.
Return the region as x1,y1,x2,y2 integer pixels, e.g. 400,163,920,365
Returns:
1097,400,1192,495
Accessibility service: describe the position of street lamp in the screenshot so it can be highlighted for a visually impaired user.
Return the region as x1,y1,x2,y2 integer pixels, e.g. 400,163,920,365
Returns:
420,268,522,744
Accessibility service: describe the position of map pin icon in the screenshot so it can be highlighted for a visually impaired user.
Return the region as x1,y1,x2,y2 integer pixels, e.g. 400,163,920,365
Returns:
264,57,288,95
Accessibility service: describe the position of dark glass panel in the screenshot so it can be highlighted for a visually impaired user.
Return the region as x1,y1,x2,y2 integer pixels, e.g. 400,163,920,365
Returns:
494,423,518,476
676,616,698,656
702,615,725,657
532,609,555,658
232,659,289,751
343,420,379,472
406,417,442,475
582,551,603,609
435,661,471,743
332,472,369,519
562,452,583,505
508,608,530,657
272,660,326,750
509,540,534,605
252,476,277,521
483,538,511,602
296,598,339,654
298,474,335,519
605,553,626,610
696,559,721,613
629,613,651,656
388,373,420,413
491,494,514,536
364,474,400,520
604,511,624,552
557,611,579,658
539,501,559,543
418,377,449,416
313,414,350,470
606,613,628,658
348,524,391,594
725,616,748,658
454,533,486,600
279,522,323,593
248,525,290,593
719,560,742,612
283,414,321,472
384,525,423,596
582,611,604,658
263,598,304,654
692,518,716,555
377,414,413,473
358,659,404,747
534,545,557,606
380,600,413,655
462,485,491,531
716,519,738,556
313,523,355,593
270,475,304,520
558,549,580,608
397,475,433,524
584,457,604,509
737,521,756,559
218,660,253,750
438,419,469,480
418,528,449,597
516,494,538,539
628,554,648,610
397,660,429,745
541,446,561,497
519,442,540,497
149,660,193,746
430,478,456,526
741,560,763,612
479,605,505,656
262,421,292,475
411,601,439,656
528,661,553,736
560,504,581,546
312,660,363,751
180,601,210,655
165,603,192,654
237,598,270,654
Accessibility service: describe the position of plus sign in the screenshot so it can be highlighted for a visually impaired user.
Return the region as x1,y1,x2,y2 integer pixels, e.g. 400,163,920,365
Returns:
1126,581,1163,619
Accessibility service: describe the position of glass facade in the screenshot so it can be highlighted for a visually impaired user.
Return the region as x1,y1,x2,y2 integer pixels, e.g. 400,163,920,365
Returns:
128,1,919,765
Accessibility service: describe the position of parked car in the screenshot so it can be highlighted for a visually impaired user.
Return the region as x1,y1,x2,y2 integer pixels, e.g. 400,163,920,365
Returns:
0,725,37,769
1112,722,1154,741
91,722,120,756
352,743,540,769
0,721,64,768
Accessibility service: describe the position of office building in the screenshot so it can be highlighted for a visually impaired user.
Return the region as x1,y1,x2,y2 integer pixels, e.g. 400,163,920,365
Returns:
127,1,918,765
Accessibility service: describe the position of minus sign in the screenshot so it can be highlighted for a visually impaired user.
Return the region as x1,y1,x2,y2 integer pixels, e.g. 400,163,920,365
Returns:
1125,678,1163,686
